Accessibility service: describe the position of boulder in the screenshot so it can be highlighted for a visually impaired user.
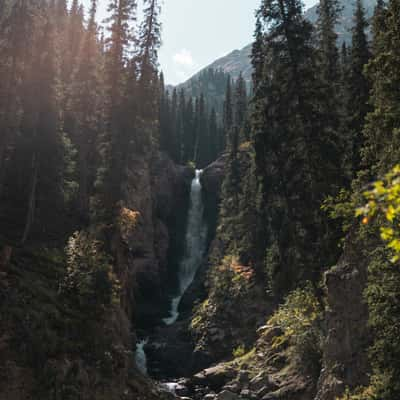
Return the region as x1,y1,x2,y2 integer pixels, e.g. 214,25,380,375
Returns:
249,373,278,393
192,365,236,391
216,390,240,400
222,383,241,394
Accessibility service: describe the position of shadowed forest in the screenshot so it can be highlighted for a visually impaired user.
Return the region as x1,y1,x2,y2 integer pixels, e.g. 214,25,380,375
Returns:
0,0,400,399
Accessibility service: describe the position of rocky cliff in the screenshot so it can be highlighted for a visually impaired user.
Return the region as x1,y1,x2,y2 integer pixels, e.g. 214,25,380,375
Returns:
316,230,371,400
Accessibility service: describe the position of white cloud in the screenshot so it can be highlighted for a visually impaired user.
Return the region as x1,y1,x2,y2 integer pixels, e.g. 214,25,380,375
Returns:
173,49,195,67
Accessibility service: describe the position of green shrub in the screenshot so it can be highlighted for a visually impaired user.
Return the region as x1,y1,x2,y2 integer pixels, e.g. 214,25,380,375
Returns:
336,386,375,400
267,283,323,376
63,231,120,314
232,344,246,358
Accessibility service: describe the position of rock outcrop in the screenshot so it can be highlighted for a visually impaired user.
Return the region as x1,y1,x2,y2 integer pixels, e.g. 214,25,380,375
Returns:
315,230,370,400
200,153,227,247
117,152,193,326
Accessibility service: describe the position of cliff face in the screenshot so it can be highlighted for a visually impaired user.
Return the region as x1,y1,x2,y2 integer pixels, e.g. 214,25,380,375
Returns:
316,231,370,400
116,152,193,326
200,153,227,247
0,151,191,400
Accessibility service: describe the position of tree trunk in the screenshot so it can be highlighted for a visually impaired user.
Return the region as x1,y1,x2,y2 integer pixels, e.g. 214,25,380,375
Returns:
78,148,89,219
0,140,6,198
21,153,38,244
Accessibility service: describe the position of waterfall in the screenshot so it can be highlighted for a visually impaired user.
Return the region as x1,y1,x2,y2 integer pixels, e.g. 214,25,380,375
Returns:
134,169,207,375
135,338,149,375
163,169,208,326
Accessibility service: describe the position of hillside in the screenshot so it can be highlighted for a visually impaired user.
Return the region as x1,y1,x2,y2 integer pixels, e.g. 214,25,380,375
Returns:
176,0,377,89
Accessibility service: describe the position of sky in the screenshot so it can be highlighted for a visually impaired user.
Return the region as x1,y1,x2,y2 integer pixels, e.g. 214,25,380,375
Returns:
158,0,318,85
92,0,318,85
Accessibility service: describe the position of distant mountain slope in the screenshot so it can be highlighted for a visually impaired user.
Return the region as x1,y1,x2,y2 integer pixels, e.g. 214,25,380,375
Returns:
176,0,377,89
199,44,253,85
306,0,376,42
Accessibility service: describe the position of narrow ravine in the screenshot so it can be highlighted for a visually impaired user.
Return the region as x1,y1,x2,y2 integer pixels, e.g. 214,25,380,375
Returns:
135,169,208,383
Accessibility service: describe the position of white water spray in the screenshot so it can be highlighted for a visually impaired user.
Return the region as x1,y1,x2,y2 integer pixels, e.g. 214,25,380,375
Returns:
135,338,149,375
163,169,208,325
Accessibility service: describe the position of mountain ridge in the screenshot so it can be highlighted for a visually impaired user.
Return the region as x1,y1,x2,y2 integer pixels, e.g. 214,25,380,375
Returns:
174,0,377,89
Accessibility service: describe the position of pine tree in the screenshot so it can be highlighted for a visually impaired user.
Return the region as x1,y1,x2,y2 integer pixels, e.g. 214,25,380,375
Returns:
208,107,218,161
315,0,343,185
371,0,387,56
223,77,233,151
362,0,400,178
348,0,371,175
69,0,103,219
176,89,186,163
183,96,195,162
234,72,247,140
218,124,240,249
138,0,161,82
251,0,341,296
0,0,36,197
18,13,64,242
196,93,209,168
65,0,84,81
317,0,342,84
251,12,264,89
170,88,178,161
97,0,137,213
137,0,161,149
159,72,172,155
192,96,200,163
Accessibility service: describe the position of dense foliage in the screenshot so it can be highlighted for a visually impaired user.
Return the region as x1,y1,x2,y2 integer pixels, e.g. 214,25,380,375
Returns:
0,0,163,395
208,0,400,398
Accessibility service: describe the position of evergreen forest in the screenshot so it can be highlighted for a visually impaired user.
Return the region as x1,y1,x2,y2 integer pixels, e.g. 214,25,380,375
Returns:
0,0,400,399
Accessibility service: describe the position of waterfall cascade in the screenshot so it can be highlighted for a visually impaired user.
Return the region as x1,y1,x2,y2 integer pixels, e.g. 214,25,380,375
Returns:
163,169,208,325
134,169,208,375
135,338,149,375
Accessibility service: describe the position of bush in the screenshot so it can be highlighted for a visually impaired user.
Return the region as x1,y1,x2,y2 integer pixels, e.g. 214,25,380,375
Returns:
336,386,375,400
267,283,323,376
63,231,120,314
211,255,254,299
232,344,246,358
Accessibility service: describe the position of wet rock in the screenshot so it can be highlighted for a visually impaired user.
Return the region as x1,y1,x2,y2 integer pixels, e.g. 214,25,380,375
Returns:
162,381,190,397
203,394,217,400
176,384,190,397
261,394,279,400
215,390,239,400
147,321,195,379
238,371,250,384
249,373,278,393
222,383,241,394
191,365,236,391
201,154,227,201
